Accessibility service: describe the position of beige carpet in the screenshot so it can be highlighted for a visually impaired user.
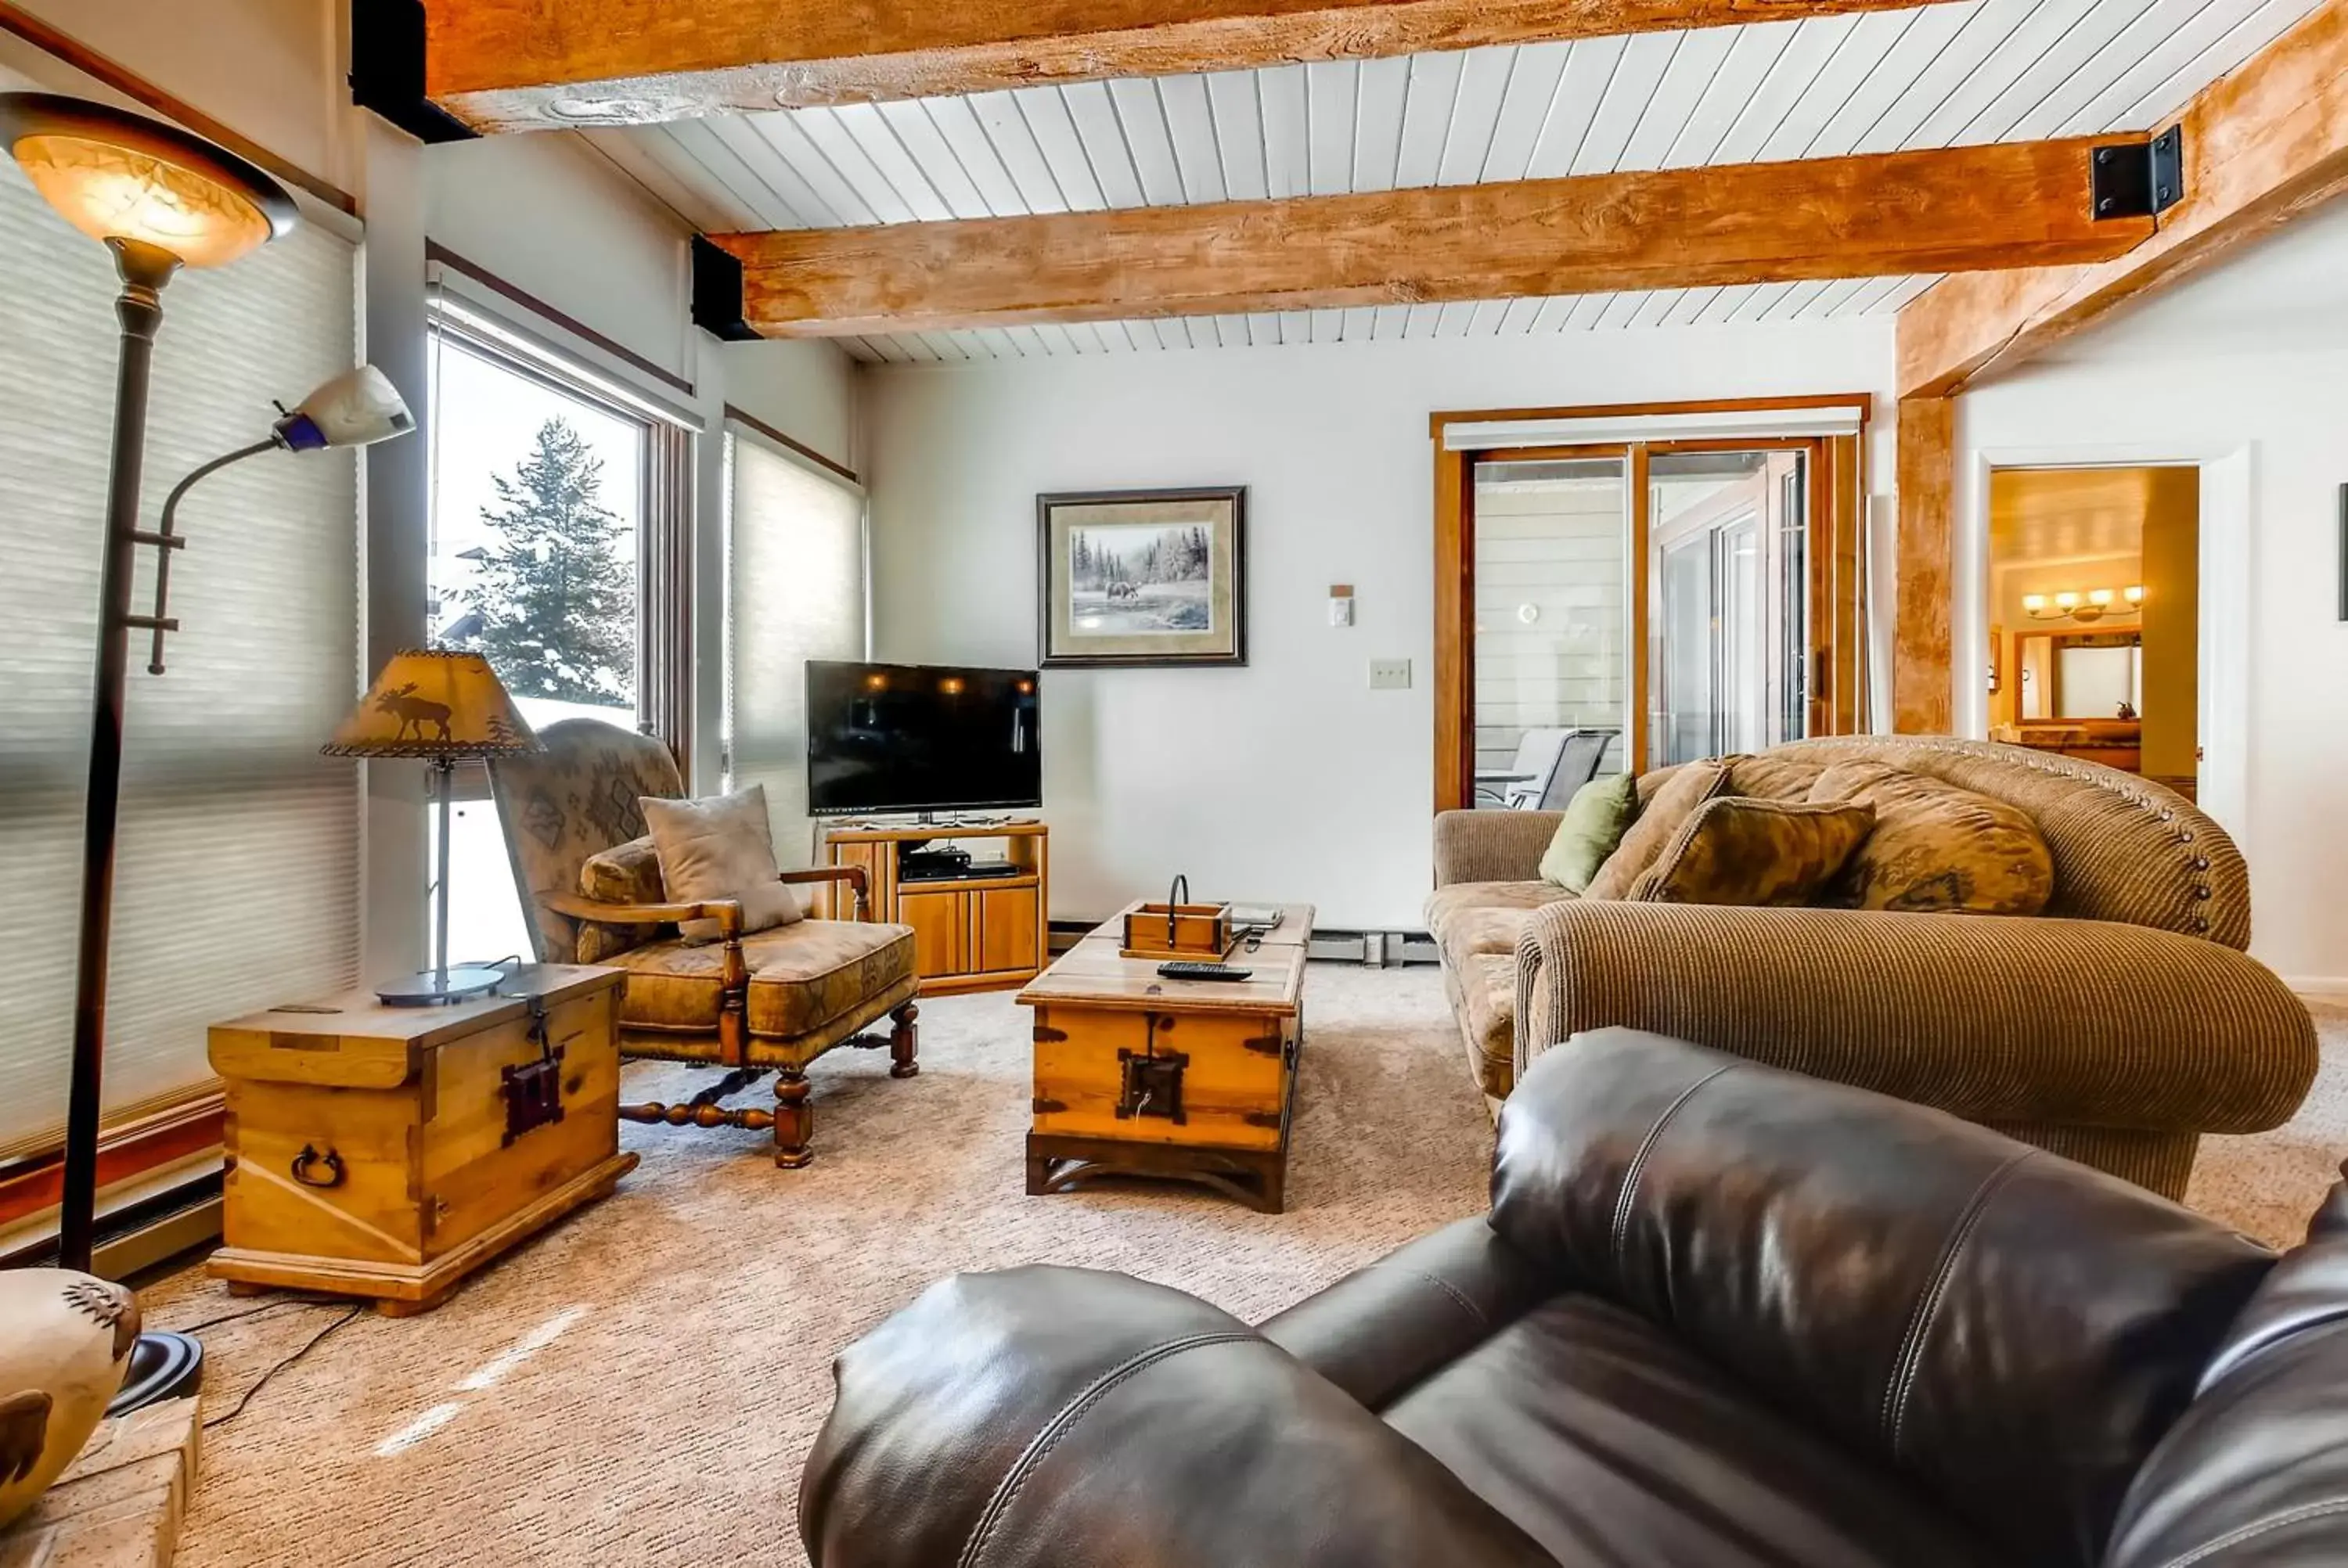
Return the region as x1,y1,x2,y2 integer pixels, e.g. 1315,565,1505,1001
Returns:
143,972,2348,1567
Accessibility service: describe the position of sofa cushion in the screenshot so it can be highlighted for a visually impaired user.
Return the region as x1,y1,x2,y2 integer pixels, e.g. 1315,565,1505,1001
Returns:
607,918,917,1039
1385,1294,1993,1568
1630,797,1876,907
1424,881,1575,950
1537,774,1637,893
1588,758,1732,901
1455,953,1519,1101
1808,761,2054,915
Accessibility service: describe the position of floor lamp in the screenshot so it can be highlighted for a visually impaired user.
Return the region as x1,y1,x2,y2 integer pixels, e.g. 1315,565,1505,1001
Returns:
0,93,415,1409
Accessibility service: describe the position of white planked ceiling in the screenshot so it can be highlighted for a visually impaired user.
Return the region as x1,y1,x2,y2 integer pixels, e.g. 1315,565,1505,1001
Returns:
582,0,2319,361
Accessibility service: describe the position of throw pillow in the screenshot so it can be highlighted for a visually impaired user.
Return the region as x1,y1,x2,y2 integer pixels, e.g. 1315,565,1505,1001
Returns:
574,834,673,966
639,786,805,942
1538,773,1640,894
580,834,666,904
1724,752,1829,802
1806,761,2055,915
1634,764,1684,810
1586,758,1733,901
1629,797,1877,906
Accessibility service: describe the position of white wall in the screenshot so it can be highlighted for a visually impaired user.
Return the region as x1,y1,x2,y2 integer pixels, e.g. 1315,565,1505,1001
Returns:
6,0,357,191
1955,200,2348,986
864,322,1894,930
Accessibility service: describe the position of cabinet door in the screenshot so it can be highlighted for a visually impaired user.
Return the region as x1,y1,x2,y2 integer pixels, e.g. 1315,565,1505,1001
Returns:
972,886,1040,975
899,887,966,977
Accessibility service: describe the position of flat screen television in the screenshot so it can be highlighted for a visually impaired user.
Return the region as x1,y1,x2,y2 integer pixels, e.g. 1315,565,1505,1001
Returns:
805,660,1042,818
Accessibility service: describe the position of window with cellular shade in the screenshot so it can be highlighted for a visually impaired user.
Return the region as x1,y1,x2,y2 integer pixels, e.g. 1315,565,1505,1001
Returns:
725,426,866,871
0,152,362,1161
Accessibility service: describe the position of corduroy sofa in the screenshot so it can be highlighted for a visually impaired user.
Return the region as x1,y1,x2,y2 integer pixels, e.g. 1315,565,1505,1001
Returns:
1425,735,2316,1199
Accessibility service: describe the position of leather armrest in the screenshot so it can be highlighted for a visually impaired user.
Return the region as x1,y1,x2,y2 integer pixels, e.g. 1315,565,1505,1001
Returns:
800,1265,1550,1568
1489,1029,2274,1567
1514,900,2316,1133
1259,1216,1552,1410
2106,1166,2348,1567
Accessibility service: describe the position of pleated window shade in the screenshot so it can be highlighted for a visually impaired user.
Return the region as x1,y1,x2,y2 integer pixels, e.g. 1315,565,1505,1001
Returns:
0,160,362,1161
726,427,866,869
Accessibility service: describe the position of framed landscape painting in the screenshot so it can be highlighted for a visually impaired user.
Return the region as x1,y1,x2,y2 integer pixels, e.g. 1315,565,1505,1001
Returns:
1036,487,1247,668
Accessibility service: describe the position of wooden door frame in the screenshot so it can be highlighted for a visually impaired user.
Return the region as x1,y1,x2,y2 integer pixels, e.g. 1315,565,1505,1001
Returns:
1431,394,1872,812
1961,443,2249,847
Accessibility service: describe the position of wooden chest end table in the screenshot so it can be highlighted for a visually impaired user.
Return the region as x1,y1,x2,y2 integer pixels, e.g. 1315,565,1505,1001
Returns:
207,964,637,1315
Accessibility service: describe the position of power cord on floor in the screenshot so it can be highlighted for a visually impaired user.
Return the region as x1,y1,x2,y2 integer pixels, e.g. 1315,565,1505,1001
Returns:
167,1293,349,1336
200,1303,363,1431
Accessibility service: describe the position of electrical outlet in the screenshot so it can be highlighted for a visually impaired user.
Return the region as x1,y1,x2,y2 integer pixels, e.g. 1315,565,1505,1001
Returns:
1368,658,1412,690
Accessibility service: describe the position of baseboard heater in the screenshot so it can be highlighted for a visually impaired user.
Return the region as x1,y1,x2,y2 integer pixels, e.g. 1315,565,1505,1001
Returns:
0,1167,224,1280
1047,921,1436,967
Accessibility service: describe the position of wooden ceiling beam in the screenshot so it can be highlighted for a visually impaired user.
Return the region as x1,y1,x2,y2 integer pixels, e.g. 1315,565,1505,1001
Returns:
1897,0,2348,397
425,0,1968,132
706,138,2154,338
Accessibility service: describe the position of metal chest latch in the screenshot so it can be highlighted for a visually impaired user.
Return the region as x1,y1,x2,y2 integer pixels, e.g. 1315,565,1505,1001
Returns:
502,1002,569,1147
1117,1012,1187,1124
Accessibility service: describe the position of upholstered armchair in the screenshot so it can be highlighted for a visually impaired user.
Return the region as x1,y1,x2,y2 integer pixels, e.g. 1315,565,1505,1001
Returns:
489,719,920,1167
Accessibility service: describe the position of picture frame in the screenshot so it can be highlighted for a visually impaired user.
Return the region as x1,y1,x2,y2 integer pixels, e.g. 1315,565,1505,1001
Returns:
1036,487,1247,668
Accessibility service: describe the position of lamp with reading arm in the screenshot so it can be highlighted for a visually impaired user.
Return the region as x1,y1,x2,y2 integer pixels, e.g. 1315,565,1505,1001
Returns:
0,90,415,1416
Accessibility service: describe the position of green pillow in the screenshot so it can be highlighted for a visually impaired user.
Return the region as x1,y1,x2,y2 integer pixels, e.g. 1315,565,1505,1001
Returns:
1539,772,1639,894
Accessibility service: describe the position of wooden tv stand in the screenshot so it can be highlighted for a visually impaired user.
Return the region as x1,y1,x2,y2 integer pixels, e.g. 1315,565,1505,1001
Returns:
815,820,1049,995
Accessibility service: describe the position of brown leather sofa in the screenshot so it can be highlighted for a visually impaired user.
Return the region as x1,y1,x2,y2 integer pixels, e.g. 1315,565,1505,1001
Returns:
800,1030,2348,1567
1427,735,2316,1199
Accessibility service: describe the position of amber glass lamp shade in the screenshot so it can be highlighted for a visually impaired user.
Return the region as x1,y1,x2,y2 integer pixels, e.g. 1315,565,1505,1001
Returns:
323,651,543,761
0,92,297,268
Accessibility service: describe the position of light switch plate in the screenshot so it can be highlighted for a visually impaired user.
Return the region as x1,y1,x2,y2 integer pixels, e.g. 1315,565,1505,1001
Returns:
1368,657,1412,690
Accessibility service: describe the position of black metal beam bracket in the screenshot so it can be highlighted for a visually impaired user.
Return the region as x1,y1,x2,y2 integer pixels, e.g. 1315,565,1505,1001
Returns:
2092,125,2184,220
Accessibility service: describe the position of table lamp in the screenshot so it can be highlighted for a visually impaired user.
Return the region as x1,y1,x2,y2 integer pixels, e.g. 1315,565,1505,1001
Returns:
325,651,544,1005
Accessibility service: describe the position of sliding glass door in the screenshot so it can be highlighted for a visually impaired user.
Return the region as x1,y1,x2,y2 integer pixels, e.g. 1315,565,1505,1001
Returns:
1468,456,1630,808
1435,403,1867,811
1648,449,1810,767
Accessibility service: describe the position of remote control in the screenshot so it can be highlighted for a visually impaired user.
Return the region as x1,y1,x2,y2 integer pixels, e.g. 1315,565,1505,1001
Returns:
1158,962,1254,983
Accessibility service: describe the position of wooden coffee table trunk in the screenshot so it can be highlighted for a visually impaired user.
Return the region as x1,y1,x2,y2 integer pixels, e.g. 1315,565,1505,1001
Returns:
1018,905,1311,1213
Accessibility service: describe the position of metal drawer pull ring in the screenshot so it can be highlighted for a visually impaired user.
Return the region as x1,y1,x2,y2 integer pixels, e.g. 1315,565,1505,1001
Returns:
291,1144,346,1189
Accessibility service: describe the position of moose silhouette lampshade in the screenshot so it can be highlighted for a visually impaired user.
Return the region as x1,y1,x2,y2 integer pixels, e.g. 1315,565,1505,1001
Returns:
326,650,542,1004
323,649,538,760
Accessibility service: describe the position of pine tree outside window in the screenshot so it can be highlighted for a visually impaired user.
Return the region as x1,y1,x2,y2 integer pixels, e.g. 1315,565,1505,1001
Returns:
424,319,669,962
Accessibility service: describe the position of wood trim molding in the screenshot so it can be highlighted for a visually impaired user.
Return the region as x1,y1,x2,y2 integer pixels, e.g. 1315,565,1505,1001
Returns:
1431,392,1877,437
1896,0,2348,396
1892,395,1957,733
0,1,358,215
1432,444,1471,811
1628,444,1653,768
426,0,1966,131
427,241,697,398
0,1091,225,1229
713,140,2151,336
722,403,859,484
